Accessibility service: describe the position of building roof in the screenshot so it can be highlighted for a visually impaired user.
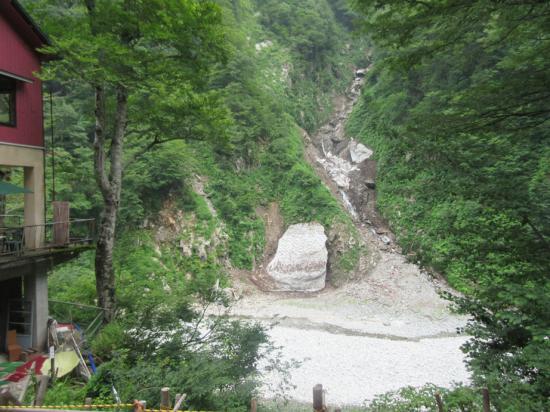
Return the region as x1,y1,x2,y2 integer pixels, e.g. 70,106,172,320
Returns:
0,0,53,57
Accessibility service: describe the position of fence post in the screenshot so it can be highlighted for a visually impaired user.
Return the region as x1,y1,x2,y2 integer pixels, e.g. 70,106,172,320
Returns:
133,400,145,412
434,392,444,412
160,388,170,410
34,375,50,406
173,394,186,412
482,388,490,412
313,384,325,412
85,398,92,409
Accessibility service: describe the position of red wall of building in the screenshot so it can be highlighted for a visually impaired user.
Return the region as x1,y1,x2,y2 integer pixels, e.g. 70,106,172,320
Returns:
0,13,44,148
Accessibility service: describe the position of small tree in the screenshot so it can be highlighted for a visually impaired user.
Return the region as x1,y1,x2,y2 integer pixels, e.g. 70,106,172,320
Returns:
37,0,229,322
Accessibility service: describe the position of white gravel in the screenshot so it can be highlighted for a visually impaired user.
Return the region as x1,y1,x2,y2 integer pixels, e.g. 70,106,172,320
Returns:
260,326,469,406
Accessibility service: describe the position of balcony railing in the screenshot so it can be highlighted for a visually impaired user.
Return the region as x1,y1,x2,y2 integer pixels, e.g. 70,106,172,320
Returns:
0,218,95,257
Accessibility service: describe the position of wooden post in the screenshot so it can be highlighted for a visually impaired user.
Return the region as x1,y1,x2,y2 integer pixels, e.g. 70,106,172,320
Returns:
49,346,56,383
250,398,257,412
482,388,490,412
133,400,145,412
85,398,92,409
52,201,70,245
34,375,50,406
434,392,444,412
313,384,325,412
173,394,186,412
160,387,170,410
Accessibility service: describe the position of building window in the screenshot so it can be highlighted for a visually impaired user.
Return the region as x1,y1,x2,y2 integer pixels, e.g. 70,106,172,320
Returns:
0,76,16,126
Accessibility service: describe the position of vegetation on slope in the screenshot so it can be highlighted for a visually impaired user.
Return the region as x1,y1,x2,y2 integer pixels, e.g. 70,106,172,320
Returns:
348,1,550,410
13,0,367,408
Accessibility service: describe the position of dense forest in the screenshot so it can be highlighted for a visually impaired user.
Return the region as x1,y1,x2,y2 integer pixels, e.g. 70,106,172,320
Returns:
348,0,549,410
4,0,547,410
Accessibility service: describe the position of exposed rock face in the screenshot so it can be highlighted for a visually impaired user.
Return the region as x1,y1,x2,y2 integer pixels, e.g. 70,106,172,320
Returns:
267,223,328,292
317,152,358,190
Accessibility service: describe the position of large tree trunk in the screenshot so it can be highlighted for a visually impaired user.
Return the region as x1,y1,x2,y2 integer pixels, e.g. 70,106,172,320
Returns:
93,85,128,323
95,196,117,322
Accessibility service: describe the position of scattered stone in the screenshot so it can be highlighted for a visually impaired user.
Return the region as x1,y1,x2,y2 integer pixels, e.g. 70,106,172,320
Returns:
255,40,273,51
349,140,373,163
267,223,328,292
381,235,391,245
179,239,192,257
197,244,207,260
317,152,357,190
365,180,376,189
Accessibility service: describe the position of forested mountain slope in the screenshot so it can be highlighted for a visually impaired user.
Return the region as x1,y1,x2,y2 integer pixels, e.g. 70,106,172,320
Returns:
16,0,367,409
348,1,550,410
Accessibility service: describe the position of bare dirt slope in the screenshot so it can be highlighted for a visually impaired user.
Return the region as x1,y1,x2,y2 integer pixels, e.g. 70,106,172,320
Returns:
227,73,470,406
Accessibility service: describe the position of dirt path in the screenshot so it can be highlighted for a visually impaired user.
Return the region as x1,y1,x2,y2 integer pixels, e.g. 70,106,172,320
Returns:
228,73,470,406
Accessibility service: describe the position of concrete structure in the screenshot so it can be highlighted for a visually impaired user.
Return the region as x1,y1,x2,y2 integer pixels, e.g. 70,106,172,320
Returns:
0,1,66,353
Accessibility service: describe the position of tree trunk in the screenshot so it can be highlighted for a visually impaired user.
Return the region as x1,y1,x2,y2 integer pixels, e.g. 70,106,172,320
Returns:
92,85,128,323
95,196,117,322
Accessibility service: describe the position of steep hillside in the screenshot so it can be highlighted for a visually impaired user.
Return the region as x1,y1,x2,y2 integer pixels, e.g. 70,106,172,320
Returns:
35,0,368,287
347,1,550,410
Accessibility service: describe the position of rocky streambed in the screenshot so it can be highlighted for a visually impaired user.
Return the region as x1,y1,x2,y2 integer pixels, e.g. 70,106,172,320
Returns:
228,71,471,406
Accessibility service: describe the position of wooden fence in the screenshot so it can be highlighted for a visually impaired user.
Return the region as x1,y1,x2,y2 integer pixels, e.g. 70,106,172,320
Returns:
1,385,494,412
250,384,494,412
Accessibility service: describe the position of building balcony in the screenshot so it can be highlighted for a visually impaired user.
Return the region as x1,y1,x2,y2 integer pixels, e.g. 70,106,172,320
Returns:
0,217,95,273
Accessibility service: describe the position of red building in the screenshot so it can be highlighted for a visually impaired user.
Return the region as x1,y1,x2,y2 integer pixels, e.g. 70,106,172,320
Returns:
0,1,93,355
0,0,52,353
0,0,49,148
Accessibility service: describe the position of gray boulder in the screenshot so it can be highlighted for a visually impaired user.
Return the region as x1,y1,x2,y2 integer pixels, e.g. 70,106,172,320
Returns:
267,223,328,292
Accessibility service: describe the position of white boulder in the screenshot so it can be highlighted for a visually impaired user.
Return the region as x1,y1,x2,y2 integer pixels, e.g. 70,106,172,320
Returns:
349,140,373,164
267,223,328,292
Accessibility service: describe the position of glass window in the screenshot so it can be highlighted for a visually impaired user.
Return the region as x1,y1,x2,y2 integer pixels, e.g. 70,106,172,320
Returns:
0,76,16,126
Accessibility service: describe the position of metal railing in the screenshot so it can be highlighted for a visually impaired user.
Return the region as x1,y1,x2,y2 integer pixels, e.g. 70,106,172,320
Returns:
0,218,95,257
0,214,23,227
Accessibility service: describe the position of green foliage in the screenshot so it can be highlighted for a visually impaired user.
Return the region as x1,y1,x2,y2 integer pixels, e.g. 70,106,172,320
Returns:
280,163,341,227
43,380,88,406
253,0,363,132
48,253,98,325
36,0,366,405
349,0,550,409
48,229,269,410
364,384,481,412
90,322,126,361
85,318,268,411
